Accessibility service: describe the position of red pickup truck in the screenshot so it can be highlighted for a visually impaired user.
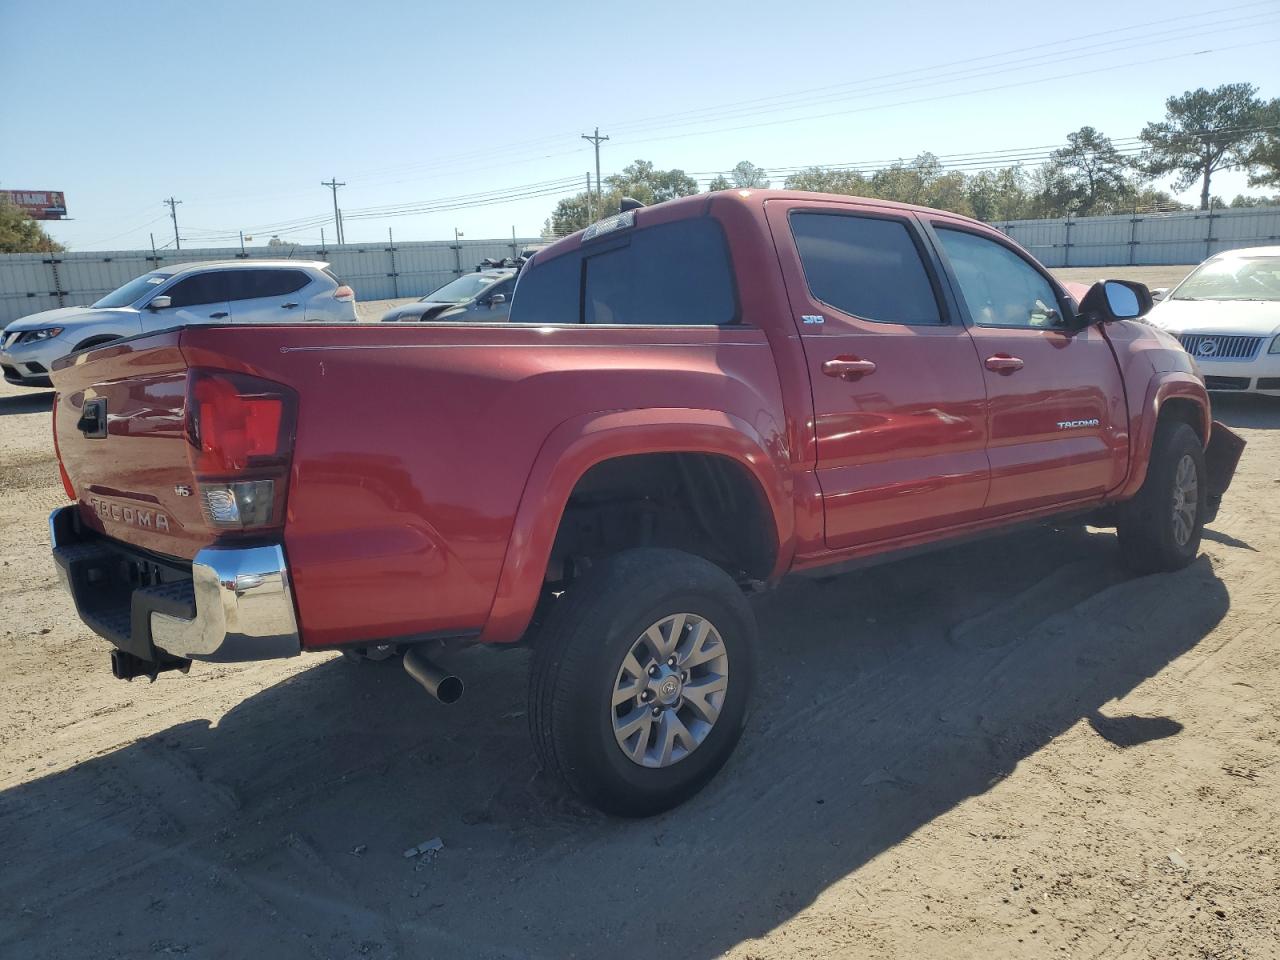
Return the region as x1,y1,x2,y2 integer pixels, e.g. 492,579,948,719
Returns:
49,190,1243,816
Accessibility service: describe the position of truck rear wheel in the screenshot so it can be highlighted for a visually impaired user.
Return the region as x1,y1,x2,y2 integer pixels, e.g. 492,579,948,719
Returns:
1116,420,1206,574
528,548,756,817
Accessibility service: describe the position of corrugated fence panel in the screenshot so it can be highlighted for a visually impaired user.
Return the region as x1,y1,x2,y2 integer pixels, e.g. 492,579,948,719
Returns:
0,238,542,325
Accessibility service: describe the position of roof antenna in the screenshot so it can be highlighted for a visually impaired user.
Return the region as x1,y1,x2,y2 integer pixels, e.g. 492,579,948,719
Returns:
619,197,645,212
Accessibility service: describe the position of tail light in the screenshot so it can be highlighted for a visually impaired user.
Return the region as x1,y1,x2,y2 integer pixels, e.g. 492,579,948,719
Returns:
333,284,355,303
51,397,76,500
185,369,297,532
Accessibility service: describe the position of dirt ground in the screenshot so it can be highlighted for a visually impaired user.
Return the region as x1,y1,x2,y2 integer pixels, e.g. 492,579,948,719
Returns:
2,266,1278,960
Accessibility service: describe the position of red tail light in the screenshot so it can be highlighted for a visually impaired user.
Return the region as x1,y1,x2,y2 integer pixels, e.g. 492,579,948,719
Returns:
333,284,355,303
185,370,297,532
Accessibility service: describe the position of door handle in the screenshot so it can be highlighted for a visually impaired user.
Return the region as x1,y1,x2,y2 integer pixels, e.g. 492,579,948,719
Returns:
281,302,299,309
984,354,1024,374
822,357,877,379
209,312,229,319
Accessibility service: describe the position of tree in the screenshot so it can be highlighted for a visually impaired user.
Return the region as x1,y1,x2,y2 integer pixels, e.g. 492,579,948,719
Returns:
730,161,770,188
0,197,64,253
706,175,732,192
1247,117,1280,187
1043,127,1135,215
965,167,1033,221
1230,193,1280,207
1139,83,1276,210
544,188,622,236
783,166,872,195
604,159,699,205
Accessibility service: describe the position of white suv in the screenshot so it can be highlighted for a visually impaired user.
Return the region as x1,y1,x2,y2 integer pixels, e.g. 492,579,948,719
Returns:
1,260,357,387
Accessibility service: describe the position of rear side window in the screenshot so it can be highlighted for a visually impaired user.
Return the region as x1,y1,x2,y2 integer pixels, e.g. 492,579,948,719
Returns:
511,217,737,326
166,272,228,308
790,212,942,325
225,269,310,301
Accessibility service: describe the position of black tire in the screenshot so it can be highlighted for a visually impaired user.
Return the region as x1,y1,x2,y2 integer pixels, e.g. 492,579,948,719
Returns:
529,548,756,817
1116,420,1206,574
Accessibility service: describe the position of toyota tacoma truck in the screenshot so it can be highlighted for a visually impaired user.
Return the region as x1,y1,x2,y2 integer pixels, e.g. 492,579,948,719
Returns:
48,190,1244,817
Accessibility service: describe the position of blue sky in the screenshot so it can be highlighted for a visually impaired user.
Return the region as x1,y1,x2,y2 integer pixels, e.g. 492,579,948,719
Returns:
2,0,1278,250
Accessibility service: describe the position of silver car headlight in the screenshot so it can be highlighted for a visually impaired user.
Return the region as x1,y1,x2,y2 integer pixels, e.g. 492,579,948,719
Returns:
21,326,65,343
1270,334,1280,354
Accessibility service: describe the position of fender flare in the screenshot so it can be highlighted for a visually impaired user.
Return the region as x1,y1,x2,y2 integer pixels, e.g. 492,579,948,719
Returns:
479,407,795,643
1118,372,1211,500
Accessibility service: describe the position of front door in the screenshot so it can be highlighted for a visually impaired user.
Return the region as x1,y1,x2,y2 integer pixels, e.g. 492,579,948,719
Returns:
141,271,231,331
766,200,990,549
925,220,1129,515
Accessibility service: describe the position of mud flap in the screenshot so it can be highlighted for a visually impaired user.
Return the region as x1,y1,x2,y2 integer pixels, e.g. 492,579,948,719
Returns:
1203,421,1246,524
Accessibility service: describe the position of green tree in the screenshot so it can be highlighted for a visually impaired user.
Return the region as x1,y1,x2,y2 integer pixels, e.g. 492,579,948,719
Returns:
0,197,64,253
1043,127,1135,215
1230,193,1280,207
1247,120,1280,188
544,188,623,236
604,159,699,204
965,167,1033,221
1139,83,1276,210
730,160,770,188
783,166,872,195
706,174,732,192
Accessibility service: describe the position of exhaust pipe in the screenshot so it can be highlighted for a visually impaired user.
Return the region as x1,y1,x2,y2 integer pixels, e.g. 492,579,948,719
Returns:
110,649,191,681
402,646,464,704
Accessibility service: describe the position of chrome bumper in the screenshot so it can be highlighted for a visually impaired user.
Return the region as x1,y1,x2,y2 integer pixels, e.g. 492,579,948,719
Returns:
50,506,300,662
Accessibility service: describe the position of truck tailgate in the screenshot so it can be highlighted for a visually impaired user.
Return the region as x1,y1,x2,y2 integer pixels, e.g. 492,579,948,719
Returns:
52,332,212,560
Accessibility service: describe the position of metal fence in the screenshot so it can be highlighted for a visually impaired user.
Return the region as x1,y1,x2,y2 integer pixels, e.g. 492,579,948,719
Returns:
0,236,542,326
992,205,1280,269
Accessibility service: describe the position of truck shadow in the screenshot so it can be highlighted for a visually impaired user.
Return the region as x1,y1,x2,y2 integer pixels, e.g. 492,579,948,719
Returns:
0,389,53,416
1210,393,1280,431
0,528,1229,959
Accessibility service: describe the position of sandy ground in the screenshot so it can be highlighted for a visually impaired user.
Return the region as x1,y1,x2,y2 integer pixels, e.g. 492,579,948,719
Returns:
3,264,1278,959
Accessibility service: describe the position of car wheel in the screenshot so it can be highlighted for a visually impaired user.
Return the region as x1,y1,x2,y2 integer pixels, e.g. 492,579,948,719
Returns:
529,548,756,817
1116,420,1206,574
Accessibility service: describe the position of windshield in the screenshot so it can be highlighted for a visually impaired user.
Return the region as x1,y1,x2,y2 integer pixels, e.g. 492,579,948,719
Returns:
1171,257,1280,302
92,272,172,308
421,274,503,304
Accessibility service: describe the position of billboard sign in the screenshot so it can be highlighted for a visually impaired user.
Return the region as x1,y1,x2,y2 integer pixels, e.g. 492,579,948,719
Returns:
1,190,68,220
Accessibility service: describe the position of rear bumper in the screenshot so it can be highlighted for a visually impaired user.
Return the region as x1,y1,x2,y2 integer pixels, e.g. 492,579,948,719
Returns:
50,506,300,663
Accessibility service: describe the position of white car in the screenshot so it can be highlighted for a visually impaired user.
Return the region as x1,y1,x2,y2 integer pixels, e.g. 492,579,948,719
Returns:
1147,246,1280,397
1,260,356,388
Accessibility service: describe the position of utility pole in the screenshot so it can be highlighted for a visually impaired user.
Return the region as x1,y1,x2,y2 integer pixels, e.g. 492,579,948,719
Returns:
585,171,594,222
149,232,158,264
321,177,346,245
580,127,609,204
320,226,326,251
239,231,246,257
163,197,182,250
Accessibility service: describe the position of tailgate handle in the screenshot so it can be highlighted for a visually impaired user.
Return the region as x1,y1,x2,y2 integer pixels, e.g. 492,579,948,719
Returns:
76,398,108,439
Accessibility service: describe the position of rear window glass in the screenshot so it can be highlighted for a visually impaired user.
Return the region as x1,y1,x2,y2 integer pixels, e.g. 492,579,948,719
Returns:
790,212,942,325
511,217,737,326
225,269,310,301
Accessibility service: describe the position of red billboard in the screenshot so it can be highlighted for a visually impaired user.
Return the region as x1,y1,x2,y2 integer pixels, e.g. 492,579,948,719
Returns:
1,190,68,220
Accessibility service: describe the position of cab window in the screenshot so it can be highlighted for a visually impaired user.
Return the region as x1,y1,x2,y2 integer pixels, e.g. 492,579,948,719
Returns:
936,228,1063,329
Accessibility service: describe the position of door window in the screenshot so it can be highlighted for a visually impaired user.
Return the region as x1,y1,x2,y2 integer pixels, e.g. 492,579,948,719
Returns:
165,272,228,308
510,217,737,326
935,228,1063,329
225,269,309,302
789,212,942,325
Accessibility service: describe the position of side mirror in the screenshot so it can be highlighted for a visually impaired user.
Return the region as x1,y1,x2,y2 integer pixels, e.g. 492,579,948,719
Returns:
486,293,506,306
1150,287,1169,302
1077,279,1153,325
148,295,172,311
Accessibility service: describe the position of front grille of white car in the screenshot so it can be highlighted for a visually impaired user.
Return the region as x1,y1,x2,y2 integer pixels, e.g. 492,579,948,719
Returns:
1176,333,1264,362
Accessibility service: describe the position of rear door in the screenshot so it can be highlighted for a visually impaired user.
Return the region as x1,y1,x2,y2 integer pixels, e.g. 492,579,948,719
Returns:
226,268,312,323
766,199,990,548
141,271,230,331
924,219,1128,514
